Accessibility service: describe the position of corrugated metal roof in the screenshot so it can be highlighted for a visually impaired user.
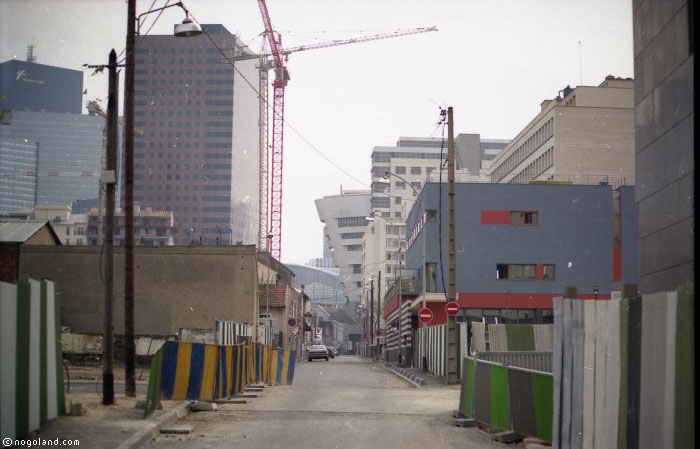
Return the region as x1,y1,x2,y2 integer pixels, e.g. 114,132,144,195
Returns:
0,219,50,243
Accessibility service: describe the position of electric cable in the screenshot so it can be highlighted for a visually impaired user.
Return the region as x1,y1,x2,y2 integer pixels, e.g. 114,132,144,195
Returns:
188,10,382,192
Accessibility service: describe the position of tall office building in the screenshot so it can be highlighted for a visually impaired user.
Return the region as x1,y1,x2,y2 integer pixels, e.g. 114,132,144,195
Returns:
0,110,103,212
131,25,260,245
315,189,371,304
489,77,635,186
0,48,83,114
633,2,693,293
0,51,103,213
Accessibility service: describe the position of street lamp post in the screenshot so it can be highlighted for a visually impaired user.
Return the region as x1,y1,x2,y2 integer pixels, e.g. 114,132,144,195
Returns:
123,0,201,396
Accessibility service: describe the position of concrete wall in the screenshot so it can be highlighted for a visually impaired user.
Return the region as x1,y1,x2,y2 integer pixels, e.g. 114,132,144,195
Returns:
404,183,635,296
18,245,259,336
633,0,694,293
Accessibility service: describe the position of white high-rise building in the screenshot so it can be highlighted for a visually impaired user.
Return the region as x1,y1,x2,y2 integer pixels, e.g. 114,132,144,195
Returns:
315,188,371,304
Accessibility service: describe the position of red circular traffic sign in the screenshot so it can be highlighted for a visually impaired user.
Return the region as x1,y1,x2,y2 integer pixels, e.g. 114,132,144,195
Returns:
418,308,433,324
445,302,460,316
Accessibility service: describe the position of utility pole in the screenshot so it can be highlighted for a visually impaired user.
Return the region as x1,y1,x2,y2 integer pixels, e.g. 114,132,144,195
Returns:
398,245,403,365
446,106,458,384
102,49,118,405
377,270,382,360
123,0,137,397
369,277,374,357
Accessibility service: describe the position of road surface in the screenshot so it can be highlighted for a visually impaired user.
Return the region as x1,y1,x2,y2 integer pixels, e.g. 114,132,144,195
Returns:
147,356,502,449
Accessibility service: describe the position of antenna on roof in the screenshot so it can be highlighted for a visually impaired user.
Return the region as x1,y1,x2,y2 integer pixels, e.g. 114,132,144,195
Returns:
577,39,583,85
26,45,36,63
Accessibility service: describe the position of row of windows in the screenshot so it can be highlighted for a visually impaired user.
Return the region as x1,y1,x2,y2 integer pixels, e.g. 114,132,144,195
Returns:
337,216,367,227
394,166,423,175
510,147,554,184
495,264,555,280
135,58,227,65
344,244,363,251
341,232,364,239
492,118,554,182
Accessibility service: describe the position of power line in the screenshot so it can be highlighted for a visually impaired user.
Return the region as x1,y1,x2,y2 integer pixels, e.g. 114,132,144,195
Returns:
187,10,375,191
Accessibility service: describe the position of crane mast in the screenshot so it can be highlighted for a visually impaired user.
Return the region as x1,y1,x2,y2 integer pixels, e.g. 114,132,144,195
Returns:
258,0,288,259
254,0,437,259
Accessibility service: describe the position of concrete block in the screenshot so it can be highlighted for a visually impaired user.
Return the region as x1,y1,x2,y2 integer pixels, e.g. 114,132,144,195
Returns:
190,401,218,412
454,418,477,428
215,399,247,404
135,400,162,410
160,426,193,434
245,387,264,392
490,431,523,444
69,402,83,416
237,393,259,398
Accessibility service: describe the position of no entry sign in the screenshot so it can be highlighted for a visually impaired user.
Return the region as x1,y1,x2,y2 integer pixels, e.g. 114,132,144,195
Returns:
445,302,460,316
418,308,433,324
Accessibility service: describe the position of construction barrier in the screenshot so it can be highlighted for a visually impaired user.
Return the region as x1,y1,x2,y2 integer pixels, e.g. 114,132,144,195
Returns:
215,320,252,345
459,356,553,442
476,351,552,373
415,324,447,378
0,280,65,440
144,340,296,416
481,324,554,352
552,285,694,449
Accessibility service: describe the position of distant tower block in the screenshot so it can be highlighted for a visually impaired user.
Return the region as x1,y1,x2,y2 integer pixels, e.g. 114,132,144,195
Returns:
26,45,36,63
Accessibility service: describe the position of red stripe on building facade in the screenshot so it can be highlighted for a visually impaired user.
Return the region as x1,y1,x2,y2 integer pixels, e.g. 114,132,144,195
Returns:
613,242,622,282
480,210,512,225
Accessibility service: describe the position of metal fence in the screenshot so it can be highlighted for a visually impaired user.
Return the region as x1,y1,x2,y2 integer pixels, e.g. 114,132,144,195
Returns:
1,279,65,440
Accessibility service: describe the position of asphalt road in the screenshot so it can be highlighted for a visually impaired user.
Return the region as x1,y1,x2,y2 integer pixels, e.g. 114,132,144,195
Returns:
147,356,503,449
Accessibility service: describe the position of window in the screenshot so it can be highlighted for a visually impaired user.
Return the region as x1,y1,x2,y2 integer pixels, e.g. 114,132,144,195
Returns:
394,211,402,219
344,244,363,251
426,262,437,292
496,264,537,280
543,264,556,280
410,166,421,175
352,264,362,274
426,209,437,222
394,196,401,205
410,182,421,194
395,166,406,174
337,216,367,227
395,181,405,189
510,211,539,225
356,282,362,288
341,232,364,239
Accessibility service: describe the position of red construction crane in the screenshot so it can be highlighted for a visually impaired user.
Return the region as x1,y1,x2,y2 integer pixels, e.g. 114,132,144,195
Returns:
255,0,437,260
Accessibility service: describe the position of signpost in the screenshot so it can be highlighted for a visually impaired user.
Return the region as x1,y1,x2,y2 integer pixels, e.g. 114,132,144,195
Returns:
445,302,460,316
418,308,433,324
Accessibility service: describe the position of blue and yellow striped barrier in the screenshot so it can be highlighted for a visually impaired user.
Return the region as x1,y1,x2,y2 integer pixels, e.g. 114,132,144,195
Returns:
145,341,297,416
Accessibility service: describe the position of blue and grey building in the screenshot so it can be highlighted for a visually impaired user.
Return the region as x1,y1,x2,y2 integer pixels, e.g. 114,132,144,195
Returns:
0,52,104,213
395,182,639,324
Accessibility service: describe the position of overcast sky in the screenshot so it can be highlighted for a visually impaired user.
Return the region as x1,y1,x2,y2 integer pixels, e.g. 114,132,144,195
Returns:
0,0,634,264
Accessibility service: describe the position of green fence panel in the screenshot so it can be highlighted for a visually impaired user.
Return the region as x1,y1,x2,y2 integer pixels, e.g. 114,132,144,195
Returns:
144,346,164,417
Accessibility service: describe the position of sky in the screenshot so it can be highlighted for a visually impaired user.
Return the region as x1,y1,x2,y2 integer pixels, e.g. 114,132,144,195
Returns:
0,0,634,264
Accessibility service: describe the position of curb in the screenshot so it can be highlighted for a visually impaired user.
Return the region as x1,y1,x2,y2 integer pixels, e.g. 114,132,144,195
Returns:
115,401,191,449
376,361,421,388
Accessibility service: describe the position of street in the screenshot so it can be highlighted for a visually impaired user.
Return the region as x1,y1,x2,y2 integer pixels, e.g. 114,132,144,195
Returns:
147,356,501,449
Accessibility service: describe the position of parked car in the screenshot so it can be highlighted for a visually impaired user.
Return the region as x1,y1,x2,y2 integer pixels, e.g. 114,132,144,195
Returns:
308,344,329,361
326,347,335,359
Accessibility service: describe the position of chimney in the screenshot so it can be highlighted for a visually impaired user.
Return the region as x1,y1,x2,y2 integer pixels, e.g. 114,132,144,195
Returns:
26,45,36,63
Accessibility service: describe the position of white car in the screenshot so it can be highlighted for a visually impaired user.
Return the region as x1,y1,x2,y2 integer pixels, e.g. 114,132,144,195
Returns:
308,344,329,361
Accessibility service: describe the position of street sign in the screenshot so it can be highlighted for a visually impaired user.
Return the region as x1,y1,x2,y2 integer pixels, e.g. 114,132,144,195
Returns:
287,318,296,327
418,308,433,324
445,302,460,316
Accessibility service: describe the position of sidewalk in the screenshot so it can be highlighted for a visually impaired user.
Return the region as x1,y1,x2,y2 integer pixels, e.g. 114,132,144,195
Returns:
370,357,450,387
29,392,187,449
